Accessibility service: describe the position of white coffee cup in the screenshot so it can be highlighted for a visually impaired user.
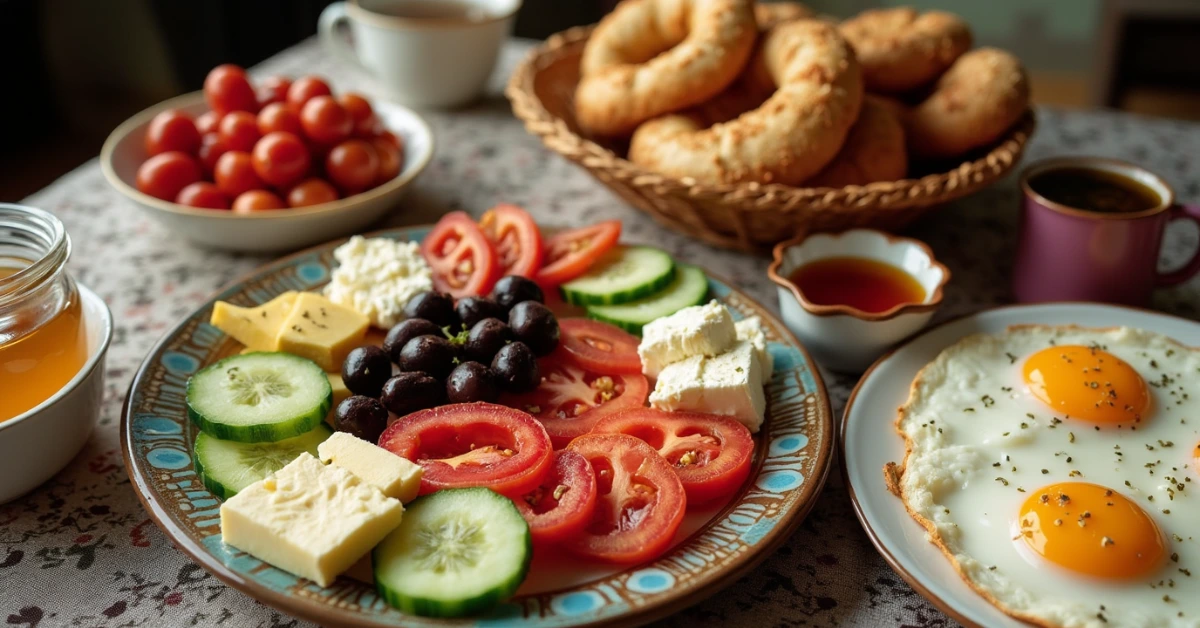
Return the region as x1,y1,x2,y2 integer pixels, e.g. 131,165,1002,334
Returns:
319,0,521,108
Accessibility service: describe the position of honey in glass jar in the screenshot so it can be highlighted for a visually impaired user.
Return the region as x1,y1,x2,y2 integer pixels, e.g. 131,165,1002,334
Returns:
0,205,88,422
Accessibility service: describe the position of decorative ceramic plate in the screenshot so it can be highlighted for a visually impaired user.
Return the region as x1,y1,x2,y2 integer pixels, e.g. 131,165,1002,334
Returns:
841,303,1200,628
120,225,834,627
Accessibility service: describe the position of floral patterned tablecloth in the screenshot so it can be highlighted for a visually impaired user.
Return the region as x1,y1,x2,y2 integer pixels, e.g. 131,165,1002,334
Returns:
4,38,1200,628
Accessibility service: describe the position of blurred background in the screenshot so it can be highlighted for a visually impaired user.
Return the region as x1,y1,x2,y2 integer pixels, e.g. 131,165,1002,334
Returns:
3,0,1198,201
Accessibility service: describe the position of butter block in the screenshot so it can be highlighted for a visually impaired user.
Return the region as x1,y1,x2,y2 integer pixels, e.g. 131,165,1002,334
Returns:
650,340,766,433
275,292,369,372
638,300,737,378
211,291,299,351
318,432,423,503
735,316,774,380
219,453,403,587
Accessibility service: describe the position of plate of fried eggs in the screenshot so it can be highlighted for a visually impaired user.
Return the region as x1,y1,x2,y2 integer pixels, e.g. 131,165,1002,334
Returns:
843,303,1200,628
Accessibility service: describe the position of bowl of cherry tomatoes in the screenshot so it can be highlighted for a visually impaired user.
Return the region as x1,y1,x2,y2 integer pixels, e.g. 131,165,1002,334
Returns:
100,65,433,253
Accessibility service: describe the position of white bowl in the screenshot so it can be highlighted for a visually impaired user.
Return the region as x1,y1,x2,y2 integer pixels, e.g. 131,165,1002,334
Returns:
768,229,950,373
0,283,112,503
100,91,434,253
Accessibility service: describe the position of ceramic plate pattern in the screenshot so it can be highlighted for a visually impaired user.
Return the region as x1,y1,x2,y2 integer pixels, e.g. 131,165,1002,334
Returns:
121,226,834,627
841,303,1200,628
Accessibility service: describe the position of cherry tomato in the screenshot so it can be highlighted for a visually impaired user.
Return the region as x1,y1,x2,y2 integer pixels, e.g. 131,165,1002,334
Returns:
286,76,332,111
420,211,500,298
218,111,261,152
213,151,265,197
512,450,597,547
232,190,286,213
256,75,291,107
197,133,229,176
592,408,754,504
175,181,229,210
501,349,650,449
256,102,303,137
144,110,201,156
354,113,380,138
535,221,622,286
375,129,402,150
324,139,379,192
372,138,402,184
557,319,642,375
251,132,311,187
135,151,202,201
378,402,553,498
337,92,373,124
195,110,222,135
565,433,686,563
300,95,353,145
203,64,258,114
286,178,339,208
478,204,544,278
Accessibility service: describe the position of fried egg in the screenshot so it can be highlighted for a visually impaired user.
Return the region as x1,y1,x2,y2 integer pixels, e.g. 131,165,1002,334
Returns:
887,326,1200,628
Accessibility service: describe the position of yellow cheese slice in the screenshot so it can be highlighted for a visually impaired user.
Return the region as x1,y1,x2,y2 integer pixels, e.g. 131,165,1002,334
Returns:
211,291,299,351
275,293,369,372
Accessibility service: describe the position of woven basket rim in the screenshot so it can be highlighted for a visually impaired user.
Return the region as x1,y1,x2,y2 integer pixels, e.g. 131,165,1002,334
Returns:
506,24,1037,213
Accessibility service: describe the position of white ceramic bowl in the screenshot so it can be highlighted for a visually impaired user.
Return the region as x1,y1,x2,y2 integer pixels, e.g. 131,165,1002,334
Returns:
100,91,434,253
0,283,112,503
768,229,950,373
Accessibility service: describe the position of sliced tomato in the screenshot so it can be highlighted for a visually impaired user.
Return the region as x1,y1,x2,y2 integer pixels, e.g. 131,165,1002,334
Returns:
535,220,621,286
558,318,642,375
378,402,552,498
512,449,597,547
592,408,754,504
565,433,686,563
479,204,543,278
421,212,500,298
502,349,649,448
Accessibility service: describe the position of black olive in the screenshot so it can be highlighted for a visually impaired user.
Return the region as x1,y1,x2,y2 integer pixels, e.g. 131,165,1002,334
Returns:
398,335,458,379
490,275,545,310
508,301,559,356
340,346,393,398
464,318,513,363
383,318,443,364
445,361,500,404
380,372,444,417
455,296,507,329
491,342,540,393
403,291,458,328
334,395,389,443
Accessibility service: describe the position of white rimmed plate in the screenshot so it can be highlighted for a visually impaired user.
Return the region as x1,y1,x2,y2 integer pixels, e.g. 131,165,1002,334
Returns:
841,302,1200,627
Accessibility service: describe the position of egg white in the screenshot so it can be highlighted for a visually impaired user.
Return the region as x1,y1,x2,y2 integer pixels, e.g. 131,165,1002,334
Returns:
889,326,1200,628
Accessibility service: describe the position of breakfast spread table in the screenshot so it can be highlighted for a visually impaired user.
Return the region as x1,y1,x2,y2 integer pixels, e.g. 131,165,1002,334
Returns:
5,34,1200,628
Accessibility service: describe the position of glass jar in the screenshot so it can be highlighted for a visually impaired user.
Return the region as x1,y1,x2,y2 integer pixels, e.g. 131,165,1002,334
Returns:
0,204,88,422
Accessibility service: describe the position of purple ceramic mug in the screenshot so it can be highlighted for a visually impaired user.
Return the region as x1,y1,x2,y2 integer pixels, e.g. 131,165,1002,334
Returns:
1013,157,1200,305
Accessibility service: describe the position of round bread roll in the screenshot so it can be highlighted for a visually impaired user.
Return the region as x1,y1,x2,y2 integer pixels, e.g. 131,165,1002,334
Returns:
628,19,863,186
807,96,908,187
574,0,757,137
839,7,972,93
907,47,1030,160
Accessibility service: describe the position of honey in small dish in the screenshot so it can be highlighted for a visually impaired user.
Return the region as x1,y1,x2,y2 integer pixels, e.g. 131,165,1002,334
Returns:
0,206,90,422
788,256,925,314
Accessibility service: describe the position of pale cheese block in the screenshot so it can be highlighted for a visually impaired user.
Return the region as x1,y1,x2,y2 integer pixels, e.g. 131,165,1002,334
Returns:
735,316,774,380
638,300,737,378
649,340,766,432
211,291,298,351
318,432,423,503
219,453,403,587
275,292,369,372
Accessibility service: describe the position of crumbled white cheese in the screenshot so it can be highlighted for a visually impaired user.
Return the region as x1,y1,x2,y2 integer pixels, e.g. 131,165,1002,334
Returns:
324,236,433,328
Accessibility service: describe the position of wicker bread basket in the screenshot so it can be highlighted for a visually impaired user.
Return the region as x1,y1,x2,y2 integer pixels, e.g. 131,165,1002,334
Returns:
506,26,1037,254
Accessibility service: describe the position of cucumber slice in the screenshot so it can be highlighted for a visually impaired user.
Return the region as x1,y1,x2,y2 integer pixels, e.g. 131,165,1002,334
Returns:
187,352,332,443
560,245,675,305
374,487,531,618
193,423,333,499
586,264,710,334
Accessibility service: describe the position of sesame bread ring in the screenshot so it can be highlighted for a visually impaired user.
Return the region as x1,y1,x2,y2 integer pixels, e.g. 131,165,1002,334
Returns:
839,7,972,93
806,96,907,187
907,47,1030,160
754,2,813,30
628,19,863,185
574,0,757,137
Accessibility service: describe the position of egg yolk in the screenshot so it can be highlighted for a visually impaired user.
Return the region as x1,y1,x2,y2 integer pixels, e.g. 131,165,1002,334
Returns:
1022,345,1150,426
1017,482,1165,579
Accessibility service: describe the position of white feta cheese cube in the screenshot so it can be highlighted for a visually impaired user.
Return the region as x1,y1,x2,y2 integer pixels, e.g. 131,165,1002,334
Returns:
318,432,423,503
649,340,766,433
735,316,774,380
638,300,737,377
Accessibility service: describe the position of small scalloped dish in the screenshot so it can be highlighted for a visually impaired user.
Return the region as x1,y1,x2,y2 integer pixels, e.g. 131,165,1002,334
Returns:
768,229,949,373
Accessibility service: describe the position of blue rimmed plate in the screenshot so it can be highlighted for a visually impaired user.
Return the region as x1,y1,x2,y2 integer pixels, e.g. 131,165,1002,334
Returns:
121,225,833,627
